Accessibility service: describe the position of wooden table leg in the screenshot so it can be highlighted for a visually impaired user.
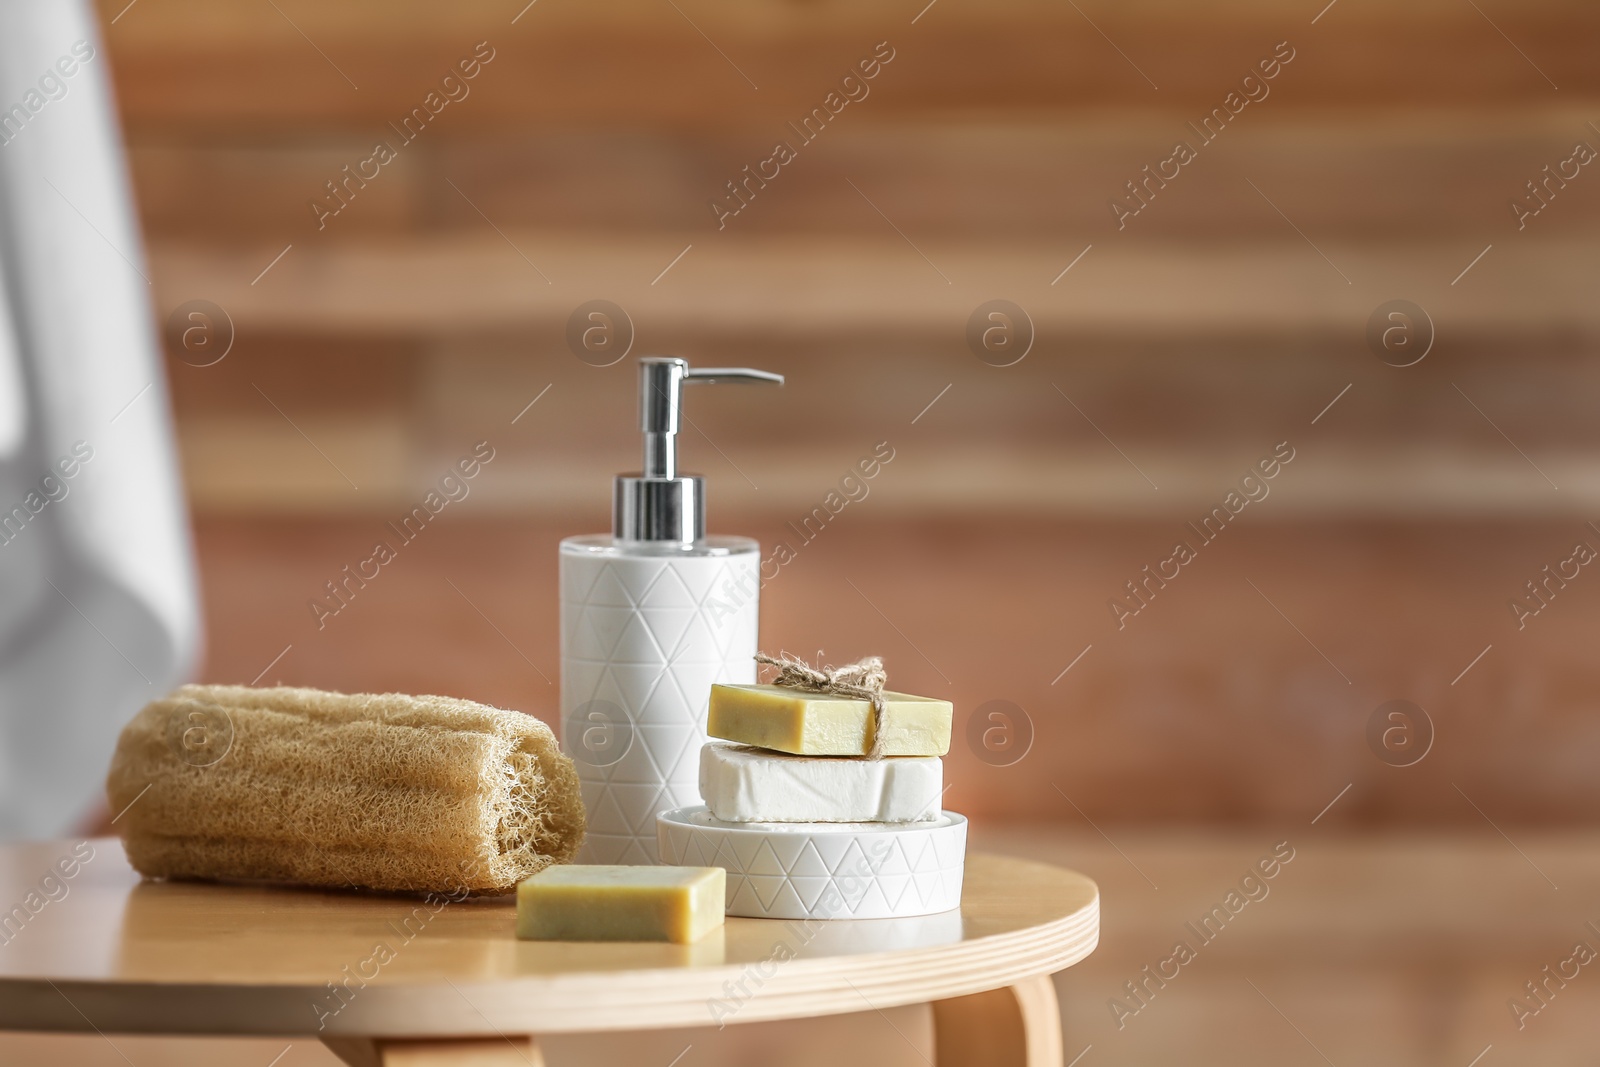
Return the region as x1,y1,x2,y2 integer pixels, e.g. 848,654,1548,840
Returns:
323,1036,544,1067
931,974,1063,1067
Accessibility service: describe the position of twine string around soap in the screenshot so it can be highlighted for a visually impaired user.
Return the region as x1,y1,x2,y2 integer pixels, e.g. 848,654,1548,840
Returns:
754,652,889,760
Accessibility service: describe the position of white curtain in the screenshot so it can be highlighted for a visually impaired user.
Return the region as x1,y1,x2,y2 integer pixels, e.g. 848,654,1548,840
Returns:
0,0,198,839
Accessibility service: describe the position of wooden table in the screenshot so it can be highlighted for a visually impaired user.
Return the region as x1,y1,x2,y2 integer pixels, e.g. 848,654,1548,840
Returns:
0,839,1098,1066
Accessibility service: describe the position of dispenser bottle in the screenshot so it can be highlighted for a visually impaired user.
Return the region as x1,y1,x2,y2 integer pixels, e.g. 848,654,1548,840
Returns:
561,357,782,863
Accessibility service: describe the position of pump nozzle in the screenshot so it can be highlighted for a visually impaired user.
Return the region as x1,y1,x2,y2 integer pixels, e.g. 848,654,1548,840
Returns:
618,357,784,542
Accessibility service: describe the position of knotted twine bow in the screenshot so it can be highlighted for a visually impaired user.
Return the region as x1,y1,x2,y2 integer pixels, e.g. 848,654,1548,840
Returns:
754,652,889,760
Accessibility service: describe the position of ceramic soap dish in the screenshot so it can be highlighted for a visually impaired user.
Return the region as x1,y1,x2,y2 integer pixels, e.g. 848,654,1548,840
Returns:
657,805,966,920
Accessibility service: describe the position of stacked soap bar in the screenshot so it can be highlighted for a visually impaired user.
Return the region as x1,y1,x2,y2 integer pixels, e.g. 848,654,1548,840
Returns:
703,684,951,822
708,684,952,757
700,743,941,823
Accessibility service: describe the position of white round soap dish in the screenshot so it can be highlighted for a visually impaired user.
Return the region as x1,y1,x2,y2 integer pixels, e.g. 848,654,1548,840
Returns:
656,806,967,920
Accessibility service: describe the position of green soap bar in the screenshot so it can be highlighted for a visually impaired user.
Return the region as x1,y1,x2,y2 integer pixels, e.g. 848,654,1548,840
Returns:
516,865,725,944
708,683,952,756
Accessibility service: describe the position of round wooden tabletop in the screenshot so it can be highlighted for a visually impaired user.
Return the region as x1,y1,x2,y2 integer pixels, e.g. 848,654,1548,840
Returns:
0,838,1098,1038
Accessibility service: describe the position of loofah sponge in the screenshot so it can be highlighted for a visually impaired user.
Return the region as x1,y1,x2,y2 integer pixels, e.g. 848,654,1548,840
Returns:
105,685,585,894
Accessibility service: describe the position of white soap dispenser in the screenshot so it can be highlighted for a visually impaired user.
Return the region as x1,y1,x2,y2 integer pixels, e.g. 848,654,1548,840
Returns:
561,356,782,864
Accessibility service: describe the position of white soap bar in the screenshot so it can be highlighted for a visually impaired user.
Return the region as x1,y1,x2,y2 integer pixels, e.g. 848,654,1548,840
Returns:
699,742,942,823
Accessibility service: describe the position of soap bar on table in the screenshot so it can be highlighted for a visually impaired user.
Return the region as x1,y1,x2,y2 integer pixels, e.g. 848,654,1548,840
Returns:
708,683,952,756
516,865,724,944
700,742,942,822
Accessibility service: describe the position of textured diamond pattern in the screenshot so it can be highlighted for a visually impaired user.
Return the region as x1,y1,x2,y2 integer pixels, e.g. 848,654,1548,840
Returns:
657,807,967,919
561,547,759,864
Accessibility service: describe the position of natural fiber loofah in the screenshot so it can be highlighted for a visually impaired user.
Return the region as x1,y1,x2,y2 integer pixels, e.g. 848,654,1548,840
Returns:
105,685,585,894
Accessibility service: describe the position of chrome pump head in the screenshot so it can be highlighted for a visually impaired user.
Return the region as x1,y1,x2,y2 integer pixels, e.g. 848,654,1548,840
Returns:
613,357,783,542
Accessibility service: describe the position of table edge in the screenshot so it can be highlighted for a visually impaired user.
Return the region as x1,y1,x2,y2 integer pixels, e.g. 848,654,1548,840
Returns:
0,852,1099,1037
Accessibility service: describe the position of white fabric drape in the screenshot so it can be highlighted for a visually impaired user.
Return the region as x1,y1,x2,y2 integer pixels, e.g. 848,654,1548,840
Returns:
0,0,198,839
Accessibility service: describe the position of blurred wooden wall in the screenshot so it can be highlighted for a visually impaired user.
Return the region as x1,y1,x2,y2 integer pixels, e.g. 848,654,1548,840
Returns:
94,0,1600,825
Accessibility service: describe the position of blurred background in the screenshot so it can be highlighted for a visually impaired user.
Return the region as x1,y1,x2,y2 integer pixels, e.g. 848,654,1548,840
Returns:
11,0,1600,1063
